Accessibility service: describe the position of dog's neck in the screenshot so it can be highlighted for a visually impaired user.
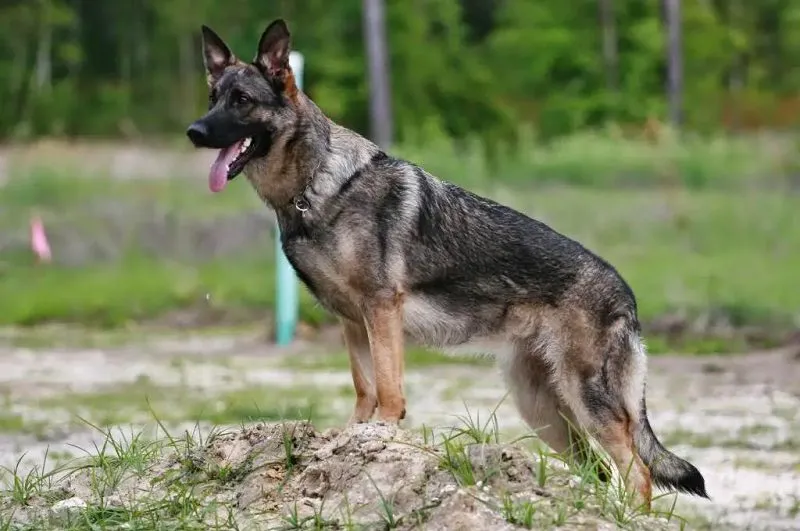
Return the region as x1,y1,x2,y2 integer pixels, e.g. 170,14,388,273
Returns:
244,93,380,216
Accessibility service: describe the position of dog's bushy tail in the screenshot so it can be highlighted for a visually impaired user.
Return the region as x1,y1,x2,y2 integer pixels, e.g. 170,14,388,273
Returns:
634,396,709,498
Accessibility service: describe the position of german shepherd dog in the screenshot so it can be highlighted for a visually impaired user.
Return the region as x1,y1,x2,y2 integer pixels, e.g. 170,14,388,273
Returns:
186,19,709,508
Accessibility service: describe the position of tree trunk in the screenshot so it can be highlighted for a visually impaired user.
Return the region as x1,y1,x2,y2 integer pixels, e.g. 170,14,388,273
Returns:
598,0,619,95
362,0,393,149
35,16,53,93
664,0,683,129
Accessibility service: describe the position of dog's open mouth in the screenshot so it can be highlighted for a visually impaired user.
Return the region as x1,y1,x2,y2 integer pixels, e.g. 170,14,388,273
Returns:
208,136,259,193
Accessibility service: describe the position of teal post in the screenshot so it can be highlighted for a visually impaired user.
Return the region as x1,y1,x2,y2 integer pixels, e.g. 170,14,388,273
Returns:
275,51,304,345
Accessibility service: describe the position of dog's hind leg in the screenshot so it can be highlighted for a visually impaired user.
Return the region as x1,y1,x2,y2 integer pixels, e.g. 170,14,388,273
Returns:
575,401,652,511
551,324,654,511
341,318,378,424
505,340,611,481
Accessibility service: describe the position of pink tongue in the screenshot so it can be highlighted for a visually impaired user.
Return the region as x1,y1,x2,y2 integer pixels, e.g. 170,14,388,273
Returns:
208,139,244,193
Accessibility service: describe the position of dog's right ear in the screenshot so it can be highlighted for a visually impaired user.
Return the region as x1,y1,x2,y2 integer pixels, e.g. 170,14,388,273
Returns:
255,19,291,79
201,25,236,84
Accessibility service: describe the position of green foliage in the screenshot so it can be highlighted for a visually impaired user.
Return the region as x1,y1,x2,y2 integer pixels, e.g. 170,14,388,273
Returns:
0,1,798,142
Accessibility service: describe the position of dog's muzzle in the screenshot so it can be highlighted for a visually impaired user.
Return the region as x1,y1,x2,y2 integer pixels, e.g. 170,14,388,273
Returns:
186,121,211,148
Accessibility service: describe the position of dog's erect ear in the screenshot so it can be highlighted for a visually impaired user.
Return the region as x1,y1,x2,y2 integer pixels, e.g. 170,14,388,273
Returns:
255,19,291,78
201,25,235,83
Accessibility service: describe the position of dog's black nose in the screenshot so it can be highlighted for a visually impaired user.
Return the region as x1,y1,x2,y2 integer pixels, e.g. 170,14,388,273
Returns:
186,121,209,147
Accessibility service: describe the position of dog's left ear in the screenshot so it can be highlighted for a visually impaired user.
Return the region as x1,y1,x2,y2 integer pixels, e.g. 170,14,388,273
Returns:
255,19,291,78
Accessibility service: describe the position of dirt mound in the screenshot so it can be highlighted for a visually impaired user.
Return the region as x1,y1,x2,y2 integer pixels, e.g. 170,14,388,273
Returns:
2,422,676,530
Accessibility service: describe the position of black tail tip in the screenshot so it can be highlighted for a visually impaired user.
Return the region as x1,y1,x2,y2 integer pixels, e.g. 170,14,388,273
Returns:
678,472,710,499
654,464,710,500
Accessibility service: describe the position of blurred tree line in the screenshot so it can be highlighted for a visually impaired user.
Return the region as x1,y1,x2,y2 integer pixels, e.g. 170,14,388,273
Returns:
1,0,799,144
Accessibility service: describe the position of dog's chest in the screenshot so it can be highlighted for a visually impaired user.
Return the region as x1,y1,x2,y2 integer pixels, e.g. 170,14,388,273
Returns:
282,238,363,321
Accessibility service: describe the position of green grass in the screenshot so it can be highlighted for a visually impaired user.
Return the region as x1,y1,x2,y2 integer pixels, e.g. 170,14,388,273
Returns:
0,413,25,433
0,257,329,328
2,135,798,352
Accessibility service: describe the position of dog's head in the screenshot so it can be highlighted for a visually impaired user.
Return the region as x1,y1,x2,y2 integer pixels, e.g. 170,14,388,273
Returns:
186,19,300,193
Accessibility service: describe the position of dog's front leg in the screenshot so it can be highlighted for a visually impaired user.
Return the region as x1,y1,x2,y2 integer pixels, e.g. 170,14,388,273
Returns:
362,293,406,423
341,318,378,424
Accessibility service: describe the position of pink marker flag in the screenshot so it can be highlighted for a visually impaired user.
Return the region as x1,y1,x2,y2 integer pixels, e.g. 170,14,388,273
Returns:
30,216,52,263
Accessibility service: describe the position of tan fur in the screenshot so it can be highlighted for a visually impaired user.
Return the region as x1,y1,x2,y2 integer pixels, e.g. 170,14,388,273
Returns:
360,291,407,423
246,118,377,211
283,70,299,102
504,348,584,453
341,318,377,423
245,132,307,207
594,418,653,511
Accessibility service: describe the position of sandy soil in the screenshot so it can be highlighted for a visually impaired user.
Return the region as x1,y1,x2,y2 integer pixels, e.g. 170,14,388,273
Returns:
0,331,798,529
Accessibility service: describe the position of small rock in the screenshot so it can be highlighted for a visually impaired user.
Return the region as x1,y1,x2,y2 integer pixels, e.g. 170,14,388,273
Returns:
300,466,330,498
105,494,124,508
361,440,386,454
50,497,87,521
314,433,351,460
314,447,333,460
320,427,341,439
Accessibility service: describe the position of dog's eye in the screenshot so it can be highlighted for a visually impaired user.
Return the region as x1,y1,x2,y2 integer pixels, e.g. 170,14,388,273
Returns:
236,93,251,105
